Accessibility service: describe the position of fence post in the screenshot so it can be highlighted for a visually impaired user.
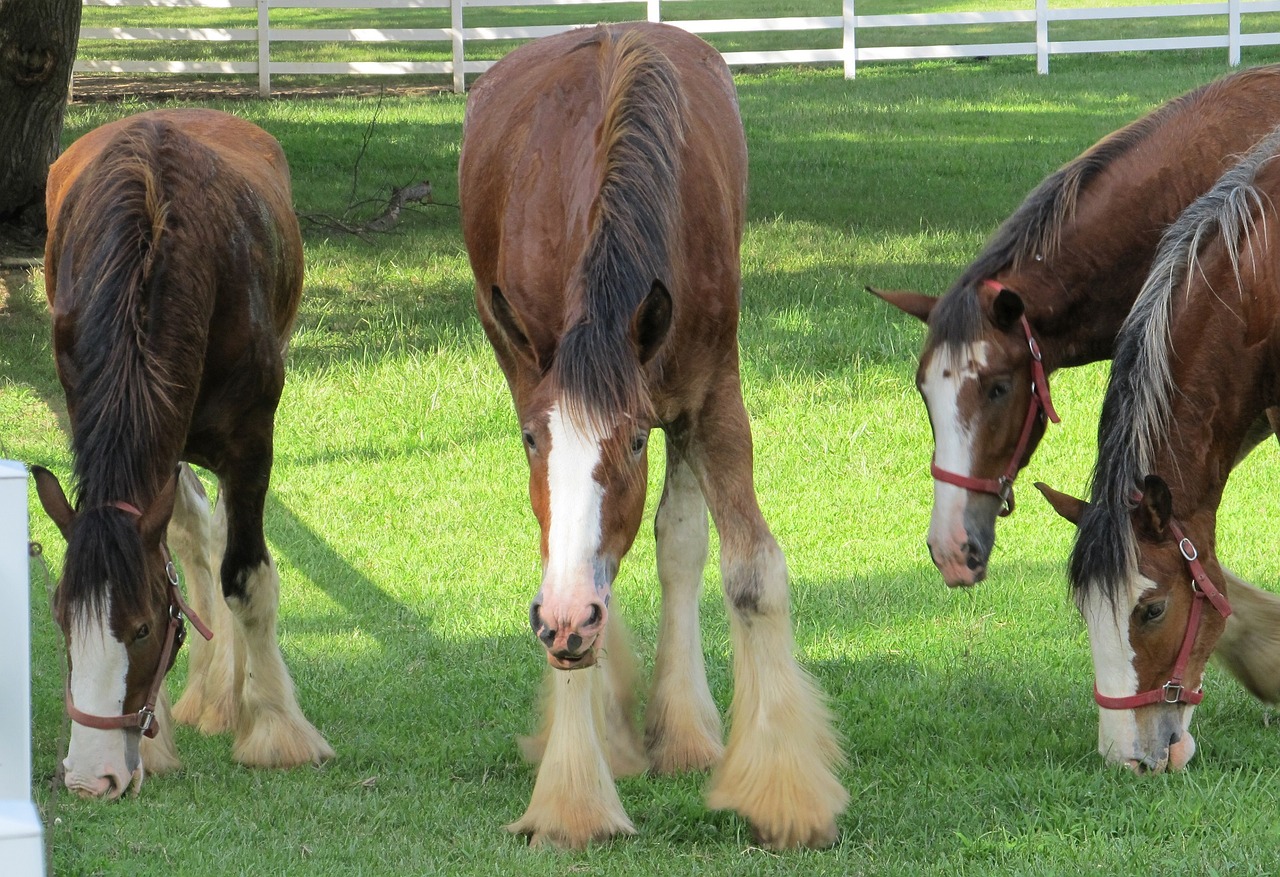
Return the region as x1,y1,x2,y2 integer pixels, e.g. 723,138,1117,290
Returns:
1229,0,1241,66
257,0,270,96
1036,0,1048,74
843,0,856,79
0,461,43,876
647,0,659,23
451,0,465,93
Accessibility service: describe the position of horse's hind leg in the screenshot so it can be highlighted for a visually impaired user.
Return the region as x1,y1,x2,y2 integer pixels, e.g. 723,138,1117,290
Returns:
218,441,333,768
692,380,848,849
170,464,238,734
645,435,724,774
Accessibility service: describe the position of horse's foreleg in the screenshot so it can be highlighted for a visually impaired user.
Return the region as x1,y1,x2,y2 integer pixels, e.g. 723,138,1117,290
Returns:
692,385,848,849
507,654,636,848
220,466,333,768
518,614,647,777
1214,569,1280,703
169,464,238,734
645,440,723,774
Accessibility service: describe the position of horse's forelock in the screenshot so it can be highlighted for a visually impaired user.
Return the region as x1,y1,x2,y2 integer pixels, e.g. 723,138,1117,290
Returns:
60,509,154,633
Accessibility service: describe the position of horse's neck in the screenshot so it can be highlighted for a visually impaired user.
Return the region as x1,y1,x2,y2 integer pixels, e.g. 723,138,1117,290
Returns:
1157,282,1278,511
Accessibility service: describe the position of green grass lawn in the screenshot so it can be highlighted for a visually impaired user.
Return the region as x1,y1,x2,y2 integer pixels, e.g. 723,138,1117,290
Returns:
11,47,1280,875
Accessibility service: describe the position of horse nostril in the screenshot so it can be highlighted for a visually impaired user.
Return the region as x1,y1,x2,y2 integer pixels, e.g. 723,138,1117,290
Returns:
529,601,556,647
585,602,603,630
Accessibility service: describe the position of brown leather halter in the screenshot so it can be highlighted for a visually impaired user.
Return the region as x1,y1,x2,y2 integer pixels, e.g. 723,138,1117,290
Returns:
63,502,213,739
929,279,1060,516
1093,517,1232,710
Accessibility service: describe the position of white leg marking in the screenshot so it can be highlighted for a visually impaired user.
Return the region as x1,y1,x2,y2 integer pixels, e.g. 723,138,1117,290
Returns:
647,452,722,773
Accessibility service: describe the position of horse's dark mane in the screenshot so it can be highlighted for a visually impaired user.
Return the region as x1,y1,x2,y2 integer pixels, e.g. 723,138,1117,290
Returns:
930,70,1247,346
60,122,186,508
552,27,684,435
1069,123,1280,605
59,508,153,628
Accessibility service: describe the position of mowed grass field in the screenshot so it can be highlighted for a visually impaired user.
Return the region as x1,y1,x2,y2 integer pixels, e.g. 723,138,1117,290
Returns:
10,46,1280,876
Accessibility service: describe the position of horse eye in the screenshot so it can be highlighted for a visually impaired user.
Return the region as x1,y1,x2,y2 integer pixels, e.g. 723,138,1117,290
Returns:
135,624,151,642
987,380,1011,402
1139,601,1166,625
631,432,648,456
522,430,537,452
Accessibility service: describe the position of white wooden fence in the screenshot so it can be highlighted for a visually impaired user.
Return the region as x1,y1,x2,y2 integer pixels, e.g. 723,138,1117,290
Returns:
0,463,44,876
76,0,1280,95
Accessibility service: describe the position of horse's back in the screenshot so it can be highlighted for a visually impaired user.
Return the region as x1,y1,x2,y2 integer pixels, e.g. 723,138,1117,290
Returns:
460,22,748,389
46,109,302,343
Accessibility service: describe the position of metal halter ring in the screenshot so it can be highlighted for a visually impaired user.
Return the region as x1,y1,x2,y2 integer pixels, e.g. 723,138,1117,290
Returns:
1178,538,1198,562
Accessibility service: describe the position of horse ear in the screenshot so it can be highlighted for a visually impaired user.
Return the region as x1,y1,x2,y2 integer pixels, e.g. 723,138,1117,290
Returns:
31,465,75,540
485,285,539,369
632,280,673,365
138,467,180,547
1033,482,1085,526
1135,475,1173,540
865,286,935,323
989,288,1025,332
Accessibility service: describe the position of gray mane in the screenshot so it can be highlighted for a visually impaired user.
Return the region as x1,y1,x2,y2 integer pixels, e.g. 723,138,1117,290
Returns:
1069,123,1280,603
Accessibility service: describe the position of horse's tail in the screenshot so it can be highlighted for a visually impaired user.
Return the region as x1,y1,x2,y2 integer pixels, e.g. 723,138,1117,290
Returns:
1214,570,1280,703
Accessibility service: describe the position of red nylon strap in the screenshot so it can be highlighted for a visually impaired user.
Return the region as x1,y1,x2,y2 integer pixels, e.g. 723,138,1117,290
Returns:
1165,520,1232,619
1093,518,1231,711
929,280,1060,516
65,610,183,739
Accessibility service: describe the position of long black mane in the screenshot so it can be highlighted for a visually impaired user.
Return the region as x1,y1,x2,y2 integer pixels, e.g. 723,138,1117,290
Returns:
1068,124,1280,604
58,122,192,509
54,123,193,619
551,28,684,432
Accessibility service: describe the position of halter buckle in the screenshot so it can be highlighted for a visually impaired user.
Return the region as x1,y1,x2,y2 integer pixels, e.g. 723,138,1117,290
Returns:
1027,334,1044,363
997,478,1015,517
1178,538,1198,563
1162,682,1184,704
137,706,156,734
165,560,180,586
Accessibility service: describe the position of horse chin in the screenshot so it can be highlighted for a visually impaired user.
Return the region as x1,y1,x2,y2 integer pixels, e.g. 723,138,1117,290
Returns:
546,650,597,671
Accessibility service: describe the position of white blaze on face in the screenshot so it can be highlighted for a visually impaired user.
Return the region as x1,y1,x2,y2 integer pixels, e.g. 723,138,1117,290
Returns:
1078,579,1143,764
543,402,606,607
921,341,991,552
64,593,132,795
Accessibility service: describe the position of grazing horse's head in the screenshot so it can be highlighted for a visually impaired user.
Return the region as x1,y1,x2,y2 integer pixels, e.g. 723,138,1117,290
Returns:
482,280,672,670
32,466,180,798
872,281,1056,587
1038,479,1227,773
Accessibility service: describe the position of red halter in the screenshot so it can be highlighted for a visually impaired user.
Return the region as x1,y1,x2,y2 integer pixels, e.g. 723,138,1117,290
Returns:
63,501,214,739
1093,518,1232,710
930,279,1060,516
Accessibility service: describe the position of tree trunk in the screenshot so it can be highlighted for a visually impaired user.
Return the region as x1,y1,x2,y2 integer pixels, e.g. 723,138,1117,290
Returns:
0,0,81,230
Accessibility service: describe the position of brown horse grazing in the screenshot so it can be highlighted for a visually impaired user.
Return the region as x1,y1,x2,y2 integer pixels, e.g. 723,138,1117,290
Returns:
34,108,332,799
1035,126,1280,773
459,22,847,849
870,64,1280,587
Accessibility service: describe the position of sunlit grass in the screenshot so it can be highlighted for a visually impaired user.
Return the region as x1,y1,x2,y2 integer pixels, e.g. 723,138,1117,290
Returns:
9,49,1280,875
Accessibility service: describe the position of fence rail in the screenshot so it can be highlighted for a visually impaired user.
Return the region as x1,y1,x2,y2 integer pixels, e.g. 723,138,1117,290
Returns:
75,0,1280,95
